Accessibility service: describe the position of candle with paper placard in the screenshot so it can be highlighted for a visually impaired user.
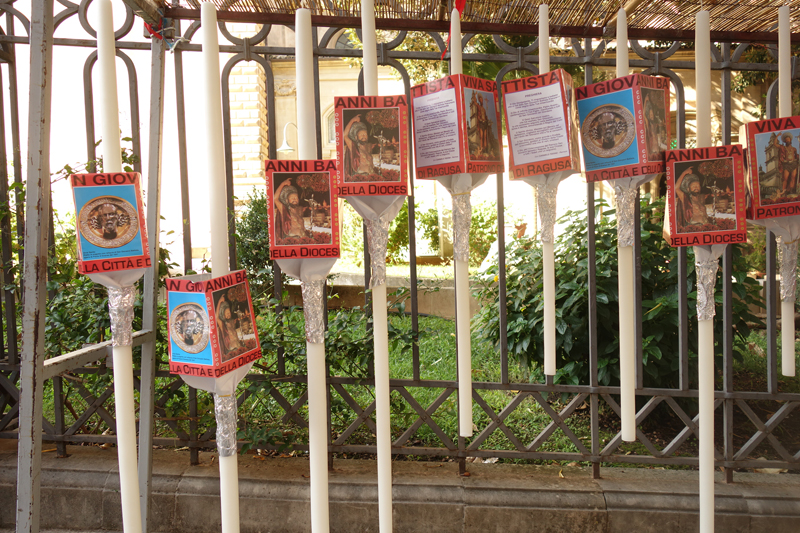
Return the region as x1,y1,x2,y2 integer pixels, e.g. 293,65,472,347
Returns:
200,3,241,533
450,7,473,438
779,5,796,378
614,7,636,443
96,2,141,531
695,10,716,533
296,8,330,532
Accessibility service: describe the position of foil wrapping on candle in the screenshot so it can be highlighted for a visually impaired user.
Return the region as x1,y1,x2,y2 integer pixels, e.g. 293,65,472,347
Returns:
536,183,558,244
779,237,798,302
214,394,238,457
452,193,472,263
365,216,391,288
614,184,638,248
302,279,326,344
695,257,719,321
108,285,136,347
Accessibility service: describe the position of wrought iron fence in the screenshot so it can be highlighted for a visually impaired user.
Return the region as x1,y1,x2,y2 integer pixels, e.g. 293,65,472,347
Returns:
2,2,799,527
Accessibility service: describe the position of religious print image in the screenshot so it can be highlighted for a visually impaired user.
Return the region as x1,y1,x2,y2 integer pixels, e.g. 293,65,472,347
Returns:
464,88,501,161
753,128,800,206
169,302,210,355
211,282,259,363
673,158,737,234
78,196,138,248
641,87,668,162
581,103,636,159
273,172,333,246
342,108,401,183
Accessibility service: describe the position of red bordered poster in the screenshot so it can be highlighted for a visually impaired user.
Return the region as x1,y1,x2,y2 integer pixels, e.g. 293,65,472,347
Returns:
166,270,262,378
410,74,504,179
264,159,341,260
741,115,800,220
69,172,151,275
502,69,581,179
665,145,747,247
576,74,671,182
334,95,410,196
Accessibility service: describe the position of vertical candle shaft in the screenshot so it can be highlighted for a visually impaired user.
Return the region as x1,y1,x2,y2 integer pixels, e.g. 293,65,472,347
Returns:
201,2,229,278
539,4,550,74
616,9,628,78
698,319,715,533
696,11,711,148
307,342,330,532
372,283,392,532
618,245,636,441
543,241,556,376
112,346,143,533
450,8,462,75
455,257,472,437
779,6,791,118
295,9,317,160
782,301,796,376
96,0,122,173
361,0,378,96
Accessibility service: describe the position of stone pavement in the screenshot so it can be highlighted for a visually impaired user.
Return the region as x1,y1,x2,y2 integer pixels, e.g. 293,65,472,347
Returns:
0,439,798,532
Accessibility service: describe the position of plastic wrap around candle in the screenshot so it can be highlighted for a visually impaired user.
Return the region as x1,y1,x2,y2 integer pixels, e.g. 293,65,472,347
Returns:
96,2,141,532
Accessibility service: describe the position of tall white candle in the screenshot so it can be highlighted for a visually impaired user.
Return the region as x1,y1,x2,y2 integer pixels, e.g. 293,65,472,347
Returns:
779,6,791,118
695,10,715,533
779,6,796,377
296,9,330,532
539,4,550,74
450,8,462,75
201,2,229,278
296,9,316,160
361,0,378,96
614,7,636,442
201,4,240,533
307,341,330,532
616,9,628,79
543,242,556,376
97,3,142,533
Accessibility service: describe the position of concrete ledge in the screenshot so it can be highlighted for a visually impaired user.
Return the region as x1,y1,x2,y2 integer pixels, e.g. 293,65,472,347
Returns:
1,441,799,532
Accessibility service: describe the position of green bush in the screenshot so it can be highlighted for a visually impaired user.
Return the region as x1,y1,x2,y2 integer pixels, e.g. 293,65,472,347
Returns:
416,200,503,266
235,188,276,305
472,197,763,388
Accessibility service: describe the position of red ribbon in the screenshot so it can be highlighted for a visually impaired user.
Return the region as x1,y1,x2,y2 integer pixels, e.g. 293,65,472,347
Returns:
441,0,467,60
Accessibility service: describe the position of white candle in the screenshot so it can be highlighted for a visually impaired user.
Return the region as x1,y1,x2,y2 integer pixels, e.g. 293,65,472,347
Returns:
450,8,462,75
616,8,628,79
201,2,229,278
372,283,392,532
618,245,636,441
97,0,122,173
696,11,711,148
455,256,472,436
695,11,715,533
779,6,796,377
97,3,142,532
218,413,240,533
361,0,378,96
543,241,556,376
780,6,791,118
296,8,316,160
698,319,715,533
539,4,549,74
782,302,796,376
307,341,330,532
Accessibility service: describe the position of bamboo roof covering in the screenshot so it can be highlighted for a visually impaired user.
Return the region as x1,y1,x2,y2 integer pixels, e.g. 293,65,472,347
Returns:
161,1,800,42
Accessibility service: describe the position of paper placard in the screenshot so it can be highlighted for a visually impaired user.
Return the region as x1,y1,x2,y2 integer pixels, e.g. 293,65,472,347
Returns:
741,115,800,220
665,145,747,247
411,74,504,179
69,172,151,275
264,159,341,260
335,95,409,196
166,270,261,378
502,70,581,179
576,74,670,182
